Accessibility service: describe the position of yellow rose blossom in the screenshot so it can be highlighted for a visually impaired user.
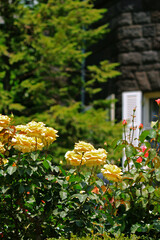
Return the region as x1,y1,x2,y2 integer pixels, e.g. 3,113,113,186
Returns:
65,150,85,166
42,127,58,145
74,141,95,153
101,164,122,182
16,125,28,133
83,148,107,167
0,141,5,154
26,121,45,138
16,122,58,146
12,134,44,153
0,114,11,128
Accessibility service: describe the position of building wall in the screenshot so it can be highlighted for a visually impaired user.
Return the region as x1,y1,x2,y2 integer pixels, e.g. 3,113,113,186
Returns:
88,0,160,120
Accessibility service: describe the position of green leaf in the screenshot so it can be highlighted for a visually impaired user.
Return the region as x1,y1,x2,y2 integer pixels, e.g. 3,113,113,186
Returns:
19,184,25,194
25,168,33,176
72,194,88,203
153,220,160,232
60,190,67,200
148,186,155,193
2,186,10,194
75,220,83,227
7,166,17,175
60,211,67,218
125,145,136,157
131,223,141,233
59,166,66,176
31,153,39,161
139,130,150,142
115,144,126,153
43,160,50,170
149,149,157,160
155,169,160,181
148,129,156,139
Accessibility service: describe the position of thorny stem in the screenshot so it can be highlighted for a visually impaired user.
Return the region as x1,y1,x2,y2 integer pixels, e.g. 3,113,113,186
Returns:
155,105,160,149
35,137,37,151
88,166,95,184
124,125,126,142
131,109,136,144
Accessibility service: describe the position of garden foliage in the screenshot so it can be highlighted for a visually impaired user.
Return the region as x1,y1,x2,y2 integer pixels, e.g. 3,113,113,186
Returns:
0,99,160,239
0,0,121,163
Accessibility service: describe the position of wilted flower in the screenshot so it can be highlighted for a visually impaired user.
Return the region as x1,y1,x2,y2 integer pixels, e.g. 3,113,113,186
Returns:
101,164,122,182
74,141,95,153
0,141,5,154
0,158,8,166
122,120,127,126
155,99,160,106
65,150,84,166
0,114,11,128
83,148,107,167
12,134,44,153
66,176,70,181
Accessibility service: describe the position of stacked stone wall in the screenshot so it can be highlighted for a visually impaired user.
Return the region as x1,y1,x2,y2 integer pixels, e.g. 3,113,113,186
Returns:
89,0,160,119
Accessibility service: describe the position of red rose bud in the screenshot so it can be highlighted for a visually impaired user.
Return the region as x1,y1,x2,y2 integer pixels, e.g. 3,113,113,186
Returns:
139,123,143,130
122,120,127,126
155,99,160,106
136,157,142,163
41,200,45,204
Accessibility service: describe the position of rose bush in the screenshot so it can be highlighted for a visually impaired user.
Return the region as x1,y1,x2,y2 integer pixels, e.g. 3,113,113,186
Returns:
0,99,160,239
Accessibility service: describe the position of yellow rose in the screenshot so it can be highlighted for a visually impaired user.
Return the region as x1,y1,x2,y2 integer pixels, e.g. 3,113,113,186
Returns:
83,148,107,167
42,127,58,145
0,114,11,128
74,141,95,153
16,125,28,133
16,122,58,146
65,150,84,166
12,134,44,153
101,164,122,182
26,121,45,138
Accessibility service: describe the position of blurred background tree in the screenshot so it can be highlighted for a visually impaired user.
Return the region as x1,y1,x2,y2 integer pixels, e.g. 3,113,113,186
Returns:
0,0,122,164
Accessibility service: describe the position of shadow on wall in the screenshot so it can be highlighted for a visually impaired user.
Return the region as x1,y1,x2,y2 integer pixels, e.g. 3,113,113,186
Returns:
142,0,160,9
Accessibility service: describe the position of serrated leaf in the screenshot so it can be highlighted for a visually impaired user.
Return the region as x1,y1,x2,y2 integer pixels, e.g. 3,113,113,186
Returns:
148,186,155,193
125,145,136,157
60,190,67,200
72,193,88,203
7,166,17,175
31,153,39,161
148,129,156,139
2,186,10,194
60,211,67,218
131,223,141,233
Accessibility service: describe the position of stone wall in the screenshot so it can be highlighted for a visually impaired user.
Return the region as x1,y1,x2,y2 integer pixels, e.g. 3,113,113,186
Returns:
88,0,160,120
